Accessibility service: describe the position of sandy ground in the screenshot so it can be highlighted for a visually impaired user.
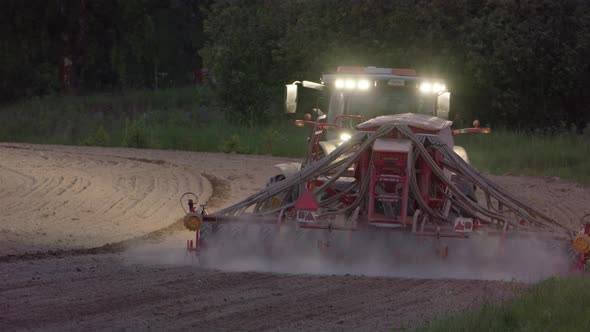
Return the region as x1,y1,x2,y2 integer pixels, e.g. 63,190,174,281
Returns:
1,143,589,331
0,143,288,256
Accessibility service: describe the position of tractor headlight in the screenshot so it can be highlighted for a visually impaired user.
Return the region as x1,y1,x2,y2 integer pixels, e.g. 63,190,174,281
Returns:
419,82,432,93
432,83,442,92
334,78,371,90
344,79,356,89
357,79,370,90
419,81,446,94
340,132,352,142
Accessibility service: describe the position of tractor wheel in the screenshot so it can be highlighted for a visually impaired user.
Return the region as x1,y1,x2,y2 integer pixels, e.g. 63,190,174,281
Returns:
259,224,274,242
230,223,245,239
199,222,213,242
259,174,290,212
454,176,478,203
451,176,478,219
214,223,248,242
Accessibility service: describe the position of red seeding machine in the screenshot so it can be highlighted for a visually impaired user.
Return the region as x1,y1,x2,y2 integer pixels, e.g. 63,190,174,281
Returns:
181,66,590,271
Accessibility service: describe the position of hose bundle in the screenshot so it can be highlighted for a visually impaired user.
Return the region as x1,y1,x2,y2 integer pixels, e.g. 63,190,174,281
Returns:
211,123,575,238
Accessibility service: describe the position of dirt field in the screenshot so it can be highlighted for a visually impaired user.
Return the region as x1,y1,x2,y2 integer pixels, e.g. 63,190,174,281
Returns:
1,143,589,331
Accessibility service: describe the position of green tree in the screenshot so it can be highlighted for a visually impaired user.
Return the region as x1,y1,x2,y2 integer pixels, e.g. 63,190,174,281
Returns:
201,0,590,131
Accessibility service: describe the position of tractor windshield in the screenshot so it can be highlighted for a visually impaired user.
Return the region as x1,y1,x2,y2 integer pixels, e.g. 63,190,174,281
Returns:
327,88,437,124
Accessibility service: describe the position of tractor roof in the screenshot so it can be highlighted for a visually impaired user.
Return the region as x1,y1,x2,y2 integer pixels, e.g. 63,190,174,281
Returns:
321,66,447,92
336,66,417,76
322,66,431,84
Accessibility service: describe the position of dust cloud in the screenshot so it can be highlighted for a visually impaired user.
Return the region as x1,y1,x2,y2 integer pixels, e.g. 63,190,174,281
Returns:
124,223,571,283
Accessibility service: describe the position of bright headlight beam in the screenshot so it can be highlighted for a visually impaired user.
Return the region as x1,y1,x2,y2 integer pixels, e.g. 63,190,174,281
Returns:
334,78,371,90
357,79,370,90
340,132,351,142
419,82,432,93
432,83,442,93
420,81,446,93
345,79,356,89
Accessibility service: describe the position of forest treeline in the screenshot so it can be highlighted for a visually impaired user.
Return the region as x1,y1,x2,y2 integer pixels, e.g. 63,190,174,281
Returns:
2,0,590,131
0,0,207,99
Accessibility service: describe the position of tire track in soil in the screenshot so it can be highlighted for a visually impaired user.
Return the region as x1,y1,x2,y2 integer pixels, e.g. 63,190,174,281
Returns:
0,144,211,258
488,174,590,229
201,172,232,209
0,169,230,263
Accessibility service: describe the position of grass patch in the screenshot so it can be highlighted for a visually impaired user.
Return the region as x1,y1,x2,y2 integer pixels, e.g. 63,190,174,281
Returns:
0,86,208,145
417,276,590,332
454,131,590,183
0,86,308,157
147,119,307,157
1,88,588,182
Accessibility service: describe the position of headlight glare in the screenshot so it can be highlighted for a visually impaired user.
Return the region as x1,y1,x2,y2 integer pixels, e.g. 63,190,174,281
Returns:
357,80,370,90
420,81,446,94
432,83,442,93
419,82,432,93
345,79,356,89
333,78,371,90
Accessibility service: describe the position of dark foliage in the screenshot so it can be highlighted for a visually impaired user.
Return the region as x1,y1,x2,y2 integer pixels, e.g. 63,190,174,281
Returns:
0,0,207,100
201,0,590,131
1,0,589,131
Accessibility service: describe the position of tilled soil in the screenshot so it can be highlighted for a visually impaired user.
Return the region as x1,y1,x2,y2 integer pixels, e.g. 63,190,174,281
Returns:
1,143,588,331
0,253,521,331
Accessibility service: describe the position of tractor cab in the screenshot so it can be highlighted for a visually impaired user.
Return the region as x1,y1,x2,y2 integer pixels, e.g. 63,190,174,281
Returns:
285,66,451,161
286,66,449,120
322,66,450,121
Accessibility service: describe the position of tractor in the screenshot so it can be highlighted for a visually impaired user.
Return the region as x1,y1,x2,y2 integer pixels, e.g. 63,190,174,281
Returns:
181,66,590,274
277,66,478,200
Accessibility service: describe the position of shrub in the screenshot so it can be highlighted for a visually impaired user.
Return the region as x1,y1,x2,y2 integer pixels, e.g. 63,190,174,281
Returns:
220,134,249,154
81,125,111,147
124,117,150,148
262,127,280,155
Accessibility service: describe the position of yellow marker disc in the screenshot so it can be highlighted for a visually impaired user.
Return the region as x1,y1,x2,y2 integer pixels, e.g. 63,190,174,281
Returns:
183,213,202,231
271,196,282,209
573,233,590,254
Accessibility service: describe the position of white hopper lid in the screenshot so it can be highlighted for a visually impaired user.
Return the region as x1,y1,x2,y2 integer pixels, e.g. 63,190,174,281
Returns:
373,138,412,152
357,113,452,131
